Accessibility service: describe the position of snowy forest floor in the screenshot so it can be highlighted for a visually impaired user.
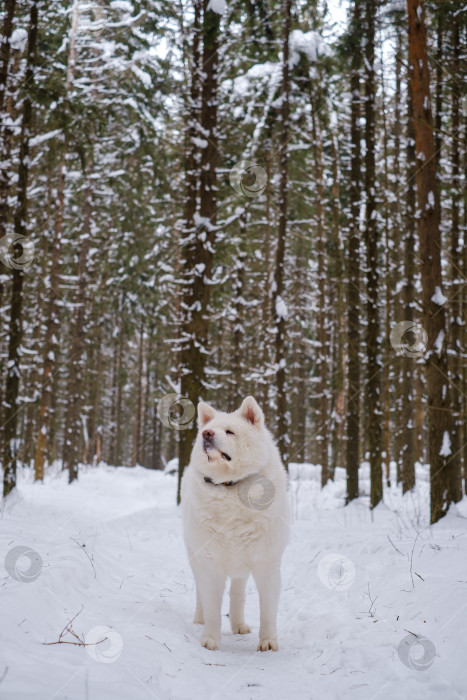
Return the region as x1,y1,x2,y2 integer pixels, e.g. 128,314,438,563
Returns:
1,462,467,700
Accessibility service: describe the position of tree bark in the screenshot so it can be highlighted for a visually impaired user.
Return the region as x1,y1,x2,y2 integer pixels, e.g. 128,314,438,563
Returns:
132,323,144,467
34,0,80,480
346,0,362,503
381,54,391,488
364,0,383,509
63,184,92,482
232,237,247,409
178,0,220,502
0,0,17,119
0,15,21,241
2,1,38,497
311,89,329,485
272,0,291,464
448,15,463,501
407,0,459,523
34,159,64,480
400,81,417,493
329,132,345,472
114,322,125,466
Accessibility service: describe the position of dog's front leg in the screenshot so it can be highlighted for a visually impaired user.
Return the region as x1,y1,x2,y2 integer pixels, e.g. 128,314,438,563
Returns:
197,566,226,650
252,561,281,651
230,576,251,634
194,584,204,624
188,551,204,624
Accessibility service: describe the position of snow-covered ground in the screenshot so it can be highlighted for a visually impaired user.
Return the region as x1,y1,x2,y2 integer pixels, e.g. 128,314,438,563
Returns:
1,462,466,699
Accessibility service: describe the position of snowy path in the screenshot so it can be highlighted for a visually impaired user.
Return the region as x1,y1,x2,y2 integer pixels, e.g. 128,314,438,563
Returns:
1,464,466,700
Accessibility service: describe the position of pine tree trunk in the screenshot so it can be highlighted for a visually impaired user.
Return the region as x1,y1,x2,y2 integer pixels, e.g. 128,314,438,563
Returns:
364,0,383,509
448,16,463,501
434,11,443,212
232,240,246,408
22,289,44,466
83,309,105,466
464,88,467,495
0,0,17,231
260,148,273,419
63,185,92,482
0,39,27,430
0,0,16,119
152,398,162,470
34,159,64,480
0,22,21,240
178,0,220,502
392,21,405,483
2,1,38,497
114,323,124,466
34,0,79,480
290,236,306,464
400,81,417,493
406,0,459,523
272,0,291,464
47,343,61,465
346,0,362,502
311,96,329,485
109,327,124,466
177,0,202,488
329,133,345,471
141,328,152,467
132,323,144,467
381,82,391,489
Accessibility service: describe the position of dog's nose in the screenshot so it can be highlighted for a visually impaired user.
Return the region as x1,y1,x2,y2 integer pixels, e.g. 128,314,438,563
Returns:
202,429,214,440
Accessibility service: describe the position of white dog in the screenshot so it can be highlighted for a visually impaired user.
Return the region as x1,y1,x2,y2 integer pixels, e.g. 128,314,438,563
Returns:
181,396,290,651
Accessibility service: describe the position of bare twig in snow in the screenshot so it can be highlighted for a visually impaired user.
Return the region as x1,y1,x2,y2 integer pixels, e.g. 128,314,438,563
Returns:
409,529,428,588
403,628,420,638
43,607,103,648
387,535,405,557
203,662,226,667
367,583,378,618
70,537,96,578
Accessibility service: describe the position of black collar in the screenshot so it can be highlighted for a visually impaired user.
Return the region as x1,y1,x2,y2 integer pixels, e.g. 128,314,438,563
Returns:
204,475,240,487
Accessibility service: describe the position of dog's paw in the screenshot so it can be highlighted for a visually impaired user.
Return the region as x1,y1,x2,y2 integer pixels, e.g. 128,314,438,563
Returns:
232,622,251,635
201,636,219,650
257,638,278,652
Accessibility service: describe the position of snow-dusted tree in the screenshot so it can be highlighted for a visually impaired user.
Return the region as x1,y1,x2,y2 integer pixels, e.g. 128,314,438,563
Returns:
406,0,460,523
177,0,222,501
447,11,463,500
2,0,38,497
363,0,383,509
345,0,362,503
271,0,291,464
34,0,79,481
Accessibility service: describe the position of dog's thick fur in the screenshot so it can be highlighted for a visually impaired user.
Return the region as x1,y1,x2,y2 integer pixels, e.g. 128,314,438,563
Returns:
181,396,290,651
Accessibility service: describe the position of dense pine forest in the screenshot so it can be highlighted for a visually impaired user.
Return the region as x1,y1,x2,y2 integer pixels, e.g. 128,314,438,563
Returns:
0,0,466,524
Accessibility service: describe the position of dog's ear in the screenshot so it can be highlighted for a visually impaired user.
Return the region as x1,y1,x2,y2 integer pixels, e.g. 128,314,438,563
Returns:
238,396,264,428
198,402,217,427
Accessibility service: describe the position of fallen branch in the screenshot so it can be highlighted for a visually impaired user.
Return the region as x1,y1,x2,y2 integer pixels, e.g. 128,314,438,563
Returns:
403,628,420,638
43,607,104,648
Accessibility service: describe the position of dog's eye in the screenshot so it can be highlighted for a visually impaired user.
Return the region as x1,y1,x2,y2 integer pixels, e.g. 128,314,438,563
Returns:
225,430,234,435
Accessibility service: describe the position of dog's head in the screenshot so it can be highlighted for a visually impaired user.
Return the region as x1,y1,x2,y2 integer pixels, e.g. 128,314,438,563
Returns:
193,396,267,483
